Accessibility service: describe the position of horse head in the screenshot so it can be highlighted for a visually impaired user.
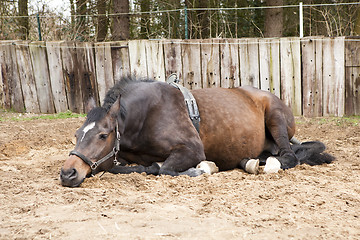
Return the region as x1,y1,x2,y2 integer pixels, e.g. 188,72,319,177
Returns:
60,98,121,187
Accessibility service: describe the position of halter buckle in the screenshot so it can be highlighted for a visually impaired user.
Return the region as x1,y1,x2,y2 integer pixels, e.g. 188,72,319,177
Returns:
90,162,98,170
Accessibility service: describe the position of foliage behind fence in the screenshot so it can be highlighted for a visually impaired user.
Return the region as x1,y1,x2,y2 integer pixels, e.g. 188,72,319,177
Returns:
0,37,359,117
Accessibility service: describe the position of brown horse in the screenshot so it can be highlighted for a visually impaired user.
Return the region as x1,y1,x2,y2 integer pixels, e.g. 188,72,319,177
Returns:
60,76,334,187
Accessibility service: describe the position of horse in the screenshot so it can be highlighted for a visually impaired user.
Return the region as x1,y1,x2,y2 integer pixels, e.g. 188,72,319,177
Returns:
60,76,334,187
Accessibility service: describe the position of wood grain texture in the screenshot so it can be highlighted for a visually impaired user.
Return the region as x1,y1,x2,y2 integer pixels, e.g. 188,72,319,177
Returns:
46,41,68,113
111,41,130,83
322,37,345,116
239,38,260,88
181,40,202,90
345,37,360,116
163,40,183,84
29,42,54,113
95,42,114,104
201,39,220,88
301,37,323,117
145,40,165,82
16,41,40,113
280,38,302,115
220,39,240,88
0,41,24,112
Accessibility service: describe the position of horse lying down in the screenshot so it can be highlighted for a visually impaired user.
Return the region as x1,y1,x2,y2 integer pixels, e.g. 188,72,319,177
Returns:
60,76,335,187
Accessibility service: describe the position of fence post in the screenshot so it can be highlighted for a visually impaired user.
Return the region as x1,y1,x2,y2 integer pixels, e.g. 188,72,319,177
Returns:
299,2,303,38
184,6,188,39
36,13,42,41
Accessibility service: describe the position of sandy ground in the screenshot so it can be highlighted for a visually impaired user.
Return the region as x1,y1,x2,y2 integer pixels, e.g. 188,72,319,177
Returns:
0,112,359,240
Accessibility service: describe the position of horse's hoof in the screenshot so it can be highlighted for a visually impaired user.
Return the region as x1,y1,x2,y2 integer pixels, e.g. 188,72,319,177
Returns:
180,168,205,177
245,159,259,174
196,161,219,174
264,157,281,173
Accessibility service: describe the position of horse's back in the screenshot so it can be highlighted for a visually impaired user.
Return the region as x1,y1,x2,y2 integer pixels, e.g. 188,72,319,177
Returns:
192,87,269,170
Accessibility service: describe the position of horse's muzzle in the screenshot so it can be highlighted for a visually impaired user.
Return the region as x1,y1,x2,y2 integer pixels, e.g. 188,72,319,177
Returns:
60,167,84,187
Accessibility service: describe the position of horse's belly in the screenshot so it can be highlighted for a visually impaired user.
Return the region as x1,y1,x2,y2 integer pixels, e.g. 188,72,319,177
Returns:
194,88,266,170
202,121,265,170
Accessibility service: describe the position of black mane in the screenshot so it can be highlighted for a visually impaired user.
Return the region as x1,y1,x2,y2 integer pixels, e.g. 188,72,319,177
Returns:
102,76,154,110
92,76,155,121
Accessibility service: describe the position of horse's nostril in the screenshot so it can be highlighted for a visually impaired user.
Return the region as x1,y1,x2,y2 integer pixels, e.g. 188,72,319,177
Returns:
60,168,78,181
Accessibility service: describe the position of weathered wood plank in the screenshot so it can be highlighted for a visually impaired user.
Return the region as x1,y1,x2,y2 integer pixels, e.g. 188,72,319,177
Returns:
95,42,114,104
0,43,4,109
128,40,148,78
269,39,281,98
76,42,98,111
84,42,99,104
345,37,360,116
16,41,40,113
0,42,12,110
201,39,220,88
145,40,165,82
259,39,271,92
280,38,302,115
163,39,183,84
111,41,130,82
322,37,345,116
29,42,54,113
181,40,202,90
220,39,240,88
259,39,280,98
46,41,68,113
0,41,24,112
239,38,260,88
259,39,281,97
314,38,324,116
60,41,82,113
302,37,323,117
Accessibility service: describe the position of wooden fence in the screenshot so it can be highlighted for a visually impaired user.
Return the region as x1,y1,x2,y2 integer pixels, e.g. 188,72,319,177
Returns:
0,37,359,116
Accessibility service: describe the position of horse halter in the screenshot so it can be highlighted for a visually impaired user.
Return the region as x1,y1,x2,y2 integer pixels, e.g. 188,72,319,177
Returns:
69,123,121,176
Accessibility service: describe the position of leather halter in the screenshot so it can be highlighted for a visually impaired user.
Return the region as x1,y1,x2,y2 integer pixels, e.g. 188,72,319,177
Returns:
69,123,121,176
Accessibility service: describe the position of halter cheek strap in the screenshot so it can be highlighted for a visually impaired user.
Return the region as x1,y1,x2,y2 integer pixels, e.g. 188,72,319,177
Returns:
69,123,121,175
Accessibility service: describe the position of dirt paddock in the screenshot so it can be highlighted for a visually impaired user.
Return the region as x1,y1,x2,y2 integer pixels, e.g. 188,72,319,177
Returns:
0,112,359,239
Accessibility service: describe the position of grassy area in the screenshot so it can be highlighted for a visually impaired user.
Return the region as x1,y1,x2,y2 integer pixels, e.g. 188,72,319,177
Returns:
1,108,359,126
296,115,360,126
0,109,86,122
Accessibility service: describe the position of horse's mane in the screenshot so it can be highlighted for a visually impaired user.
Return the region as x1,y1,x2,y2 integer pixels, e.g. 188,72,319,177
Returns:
84,76,154,124
93,76,154,120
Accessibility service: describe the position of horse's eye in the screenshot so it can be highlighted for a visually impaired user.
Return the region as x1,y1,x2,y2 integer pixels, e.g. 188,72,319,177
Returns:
99,134,108,140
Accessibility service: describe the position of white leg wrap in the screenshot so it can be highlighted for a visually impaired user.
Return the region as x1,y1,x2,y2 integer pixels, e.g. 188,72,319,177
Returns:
245,159,259,174
196,161,219,175
264,157,281,174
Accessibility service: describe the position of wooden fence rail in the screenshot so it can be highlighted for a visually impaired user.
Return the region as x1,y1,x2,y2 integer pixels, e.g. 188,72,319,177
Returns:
0,37,359,116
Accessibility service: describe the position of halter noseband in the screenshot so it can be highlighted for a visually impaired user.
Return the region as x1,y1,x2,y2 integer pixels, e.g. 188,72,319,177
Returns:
69,123,121,176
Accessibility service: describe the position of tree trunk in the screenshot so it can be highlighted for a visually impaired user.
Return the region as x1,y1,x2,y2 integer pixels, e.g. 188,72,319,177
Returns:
112,0,129,40
264,0,283,37
139,0,150,39
76,0,87,40
197,0,209,38
18,0,29,40
97,0,109,41
355,6,360,36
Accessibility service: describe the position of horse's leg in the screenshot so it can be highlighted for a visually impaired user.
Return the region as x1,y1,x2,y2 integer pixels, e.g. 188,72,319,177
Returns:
238,158,260,174
108,152,162,175
265,109,299,170
158,145,206,177
108,162,160,175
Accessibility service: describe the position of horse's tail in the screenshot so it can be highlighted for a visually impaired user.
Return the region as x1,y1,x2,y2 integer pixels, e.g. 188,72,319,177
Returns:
291,141,335,166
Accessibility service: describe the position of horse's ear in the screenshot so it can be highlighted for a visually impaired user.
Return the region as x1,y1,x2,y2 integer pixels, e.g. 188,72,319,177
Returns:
85,98,97,113
108,96,121,119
